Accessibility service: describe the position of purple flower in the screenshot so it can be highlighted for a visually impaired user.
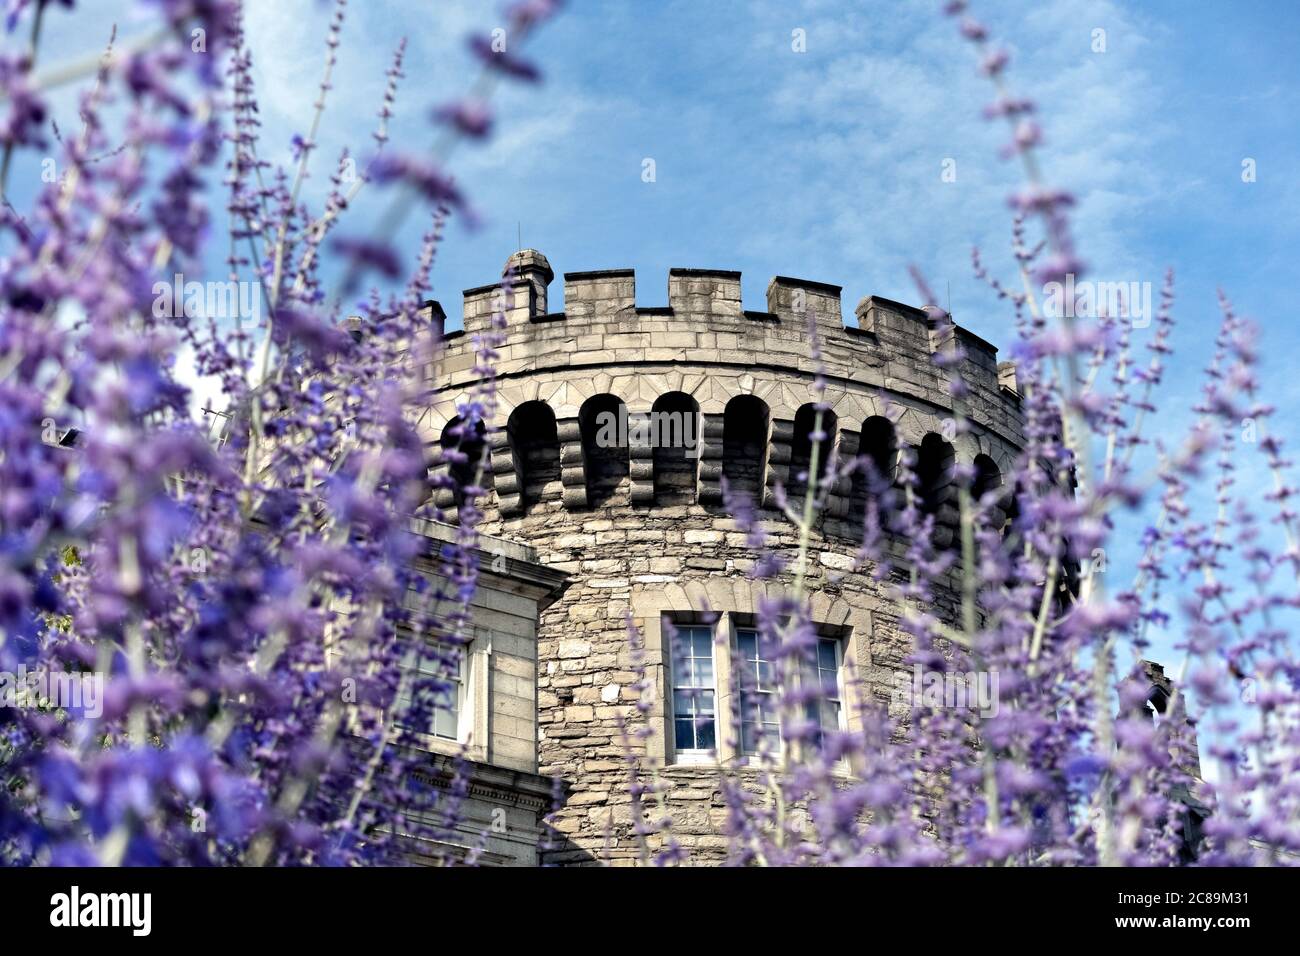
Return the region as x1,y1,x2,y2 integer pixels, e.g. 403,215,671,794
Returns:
368,153,470,212
468,34,542,82
434,98,494,139
331,235,403,280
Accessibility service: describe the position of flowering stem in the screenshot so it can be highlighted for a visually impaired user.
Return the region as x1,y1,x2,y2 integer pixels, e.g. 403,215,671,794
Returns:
0,0,47,199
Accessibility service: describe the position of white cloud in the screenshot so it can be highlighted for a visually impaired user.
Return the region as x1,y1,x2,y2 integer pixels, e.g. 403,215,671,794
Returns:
171,341,230,423
735,0,1173,333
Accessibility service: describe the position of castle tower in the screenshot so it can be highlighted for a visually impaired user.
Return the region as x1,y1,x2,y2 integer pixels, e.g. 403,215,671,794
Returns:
420,251,1025,864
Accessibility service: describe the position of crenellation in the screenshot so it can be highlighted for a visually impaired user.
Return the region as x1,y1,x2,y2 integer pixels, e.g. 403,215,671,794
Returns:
857,295,932,354
421,299,448,339
435,258,1023,436
563,269,636,319
462,278,524,335
998,359,1019,397
766,275,843,336
954,326,999,368
667,268,743,318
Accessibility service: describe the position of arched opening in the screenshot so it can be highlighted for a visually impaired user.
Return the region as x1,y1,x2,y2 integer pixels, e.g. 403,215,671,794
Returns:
439,415,489,510
916,432,957,548
579,394,629,508
651,392,699,505
972,454,1007,532
507,401,560,513
1003,479,1022,543
789,403,836,502
850,415,896,532
721,395,769,505
972,454,1002,499
861,416,897,486
1145,685,1170,723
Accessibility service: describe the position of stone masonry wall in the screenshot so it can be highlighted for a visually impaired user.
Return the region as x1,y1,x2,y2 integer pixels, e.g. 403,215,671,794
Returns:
415,251,1024,864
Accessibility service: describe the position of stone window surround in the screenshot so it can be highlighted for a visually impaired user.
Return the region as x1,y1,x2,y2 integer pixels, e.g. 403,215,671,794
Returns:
631,580,872,769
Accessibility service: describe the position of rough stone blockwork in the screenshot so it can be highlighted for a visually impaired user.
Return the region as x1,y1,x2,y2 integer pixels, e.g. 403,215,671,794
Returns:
418,251,1025,864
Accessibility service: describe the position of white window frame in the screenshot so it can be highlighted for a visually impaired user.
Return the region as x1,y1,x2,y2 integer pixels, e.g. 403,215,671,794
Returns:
734,627,847,763
634,589,869,771
734,625,781,758
666,622,719,765
396,637,471,747
804,635,846,752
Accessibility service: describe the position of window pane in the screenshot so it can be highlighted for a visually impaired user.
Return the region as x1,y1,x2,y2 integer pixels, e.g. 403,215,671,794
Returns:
675,718,695,752
671,625,716,754
736,633,843,754
820,668,839,695
433,705,457,740
822,700,841,730
672,653,691,686
818,638,837,671
397,639,463,741
737,629,775,755
696,716,716,750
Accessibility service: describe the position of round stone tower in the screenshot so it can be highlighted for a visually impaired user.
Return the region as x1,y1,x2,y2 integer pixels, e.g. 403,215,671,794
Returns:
421,251,1024,864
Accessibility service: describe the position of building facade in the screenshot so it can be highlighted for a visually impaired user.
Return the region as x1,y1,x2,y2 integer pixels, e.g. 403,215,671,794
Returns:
397,520,566,865
409,249,1041,864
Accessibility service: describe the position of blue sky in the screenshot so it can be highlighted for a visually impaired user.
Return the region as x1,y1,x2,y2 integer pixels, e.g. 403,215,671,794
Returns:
28,1,1298,394
17,1,1300,704
232,0,1299,419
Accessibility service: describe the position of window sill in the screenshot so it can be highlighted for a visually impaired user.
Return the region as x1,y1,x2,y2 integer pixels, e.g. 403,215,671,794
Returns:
406,732,486,764
666,754,856,780
666,754,718,769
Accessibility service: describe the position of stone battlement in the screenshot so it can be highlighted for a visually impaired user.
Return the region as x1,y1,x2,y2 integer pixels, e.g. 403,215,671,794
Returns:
415,251,1025,552
429,251,1021,447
